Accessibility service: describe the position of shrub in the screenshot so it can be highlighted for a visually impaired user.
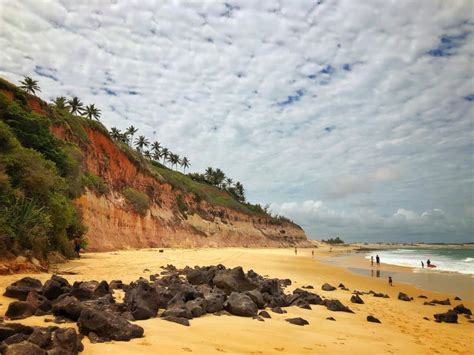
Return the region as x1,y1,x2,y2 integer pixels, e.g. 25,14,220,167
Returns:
123,187,150,216
83,172,108,195
322,237,345,245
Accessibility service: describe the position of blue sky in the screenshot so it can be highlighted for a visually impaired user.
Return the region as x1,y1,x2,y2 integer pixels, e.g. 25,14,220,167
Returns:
1,0,473,242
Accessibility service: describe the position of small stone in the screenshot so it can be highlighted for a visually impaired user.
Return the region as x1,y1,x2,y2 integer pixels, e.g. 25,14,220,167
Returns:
258,311,271,319
367,315,381,323
285,317,309,326
326,317,336,321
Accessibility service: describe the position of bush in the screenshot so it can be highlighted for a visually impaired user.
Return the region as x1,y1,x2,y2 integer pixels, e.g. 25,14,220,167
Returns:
322,237,345,245
123,187,150,216
83,172,108,195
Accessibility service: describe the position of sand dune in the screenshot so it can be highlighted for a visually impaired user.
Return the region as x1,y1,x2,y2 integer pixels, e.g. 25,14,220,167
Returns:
0,247,472,354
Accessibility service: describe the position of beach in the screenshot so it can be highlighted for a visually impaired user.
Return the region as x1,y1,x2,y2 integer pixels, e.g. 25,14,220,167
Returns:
1,246,473,354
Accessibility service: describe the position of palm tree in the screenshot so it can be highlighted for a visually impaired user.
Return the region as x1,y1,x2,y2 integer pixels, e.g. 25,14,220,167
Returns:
161,148,169,165
151,141,161,154
68,97,84,115
84,104,101,120
143,150,152,159
205,167,214,182
152,150,162,162
126,126,138,147
235,181,245,202
180,157,190,173
134,135,149,153
52,96,68,110
225,177,233,187
110,127,122,140
19,76,40,95
169,153,180,170
214,168,226,187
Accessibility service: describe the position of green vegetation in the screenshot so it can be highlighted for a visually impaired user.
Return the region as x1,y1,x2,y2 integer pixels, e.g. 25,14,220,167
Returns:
123,187,150,216
322,237,345,244
83,172,108,195
19,76,41,95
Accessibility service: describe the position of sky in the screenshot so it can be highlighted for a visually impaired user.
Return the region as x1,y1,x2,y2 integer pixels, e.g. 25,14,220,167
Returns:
1,0,473,242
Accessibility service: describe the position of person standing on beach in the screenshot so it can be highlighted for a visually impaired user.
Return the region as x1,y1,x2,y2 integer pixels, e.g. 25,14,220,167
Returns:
295,247,297,255
371,256,374,266
312,250,314,258
73,237,81,258
376,254,380,266
421,261,424,268
388,276,393,286
427,259,431,267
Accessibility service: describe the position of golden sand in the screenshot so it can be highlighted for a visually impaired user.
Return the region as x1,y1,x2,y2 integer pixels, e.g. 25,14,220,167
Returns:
1,247,472,354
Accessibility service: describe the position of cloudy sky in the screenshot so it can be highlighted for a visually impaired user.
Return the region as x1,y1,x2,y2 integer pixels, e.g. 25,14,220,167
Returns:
1,0,473,242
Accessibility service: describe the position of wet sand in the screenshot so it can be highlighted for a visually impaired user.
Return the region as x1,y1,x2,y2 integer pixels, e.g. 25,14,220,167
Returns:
0,247,473,354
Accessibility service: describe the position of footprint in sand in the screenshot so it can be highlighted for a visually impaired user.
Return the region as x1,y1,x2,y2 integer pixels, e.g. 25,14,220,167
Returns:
274,348,285,352
216,348,226,352
182,348,192,352
303,347,313,350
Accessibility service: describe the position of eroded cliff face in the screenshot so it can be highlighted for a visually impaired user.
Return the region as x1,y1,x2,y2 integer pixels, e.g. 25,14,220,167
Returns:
52,113,309,251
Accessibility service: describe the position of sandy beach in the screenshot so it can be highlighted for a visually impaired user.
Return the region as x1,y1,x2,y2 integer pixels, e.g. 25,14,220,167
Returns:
1,247,473,354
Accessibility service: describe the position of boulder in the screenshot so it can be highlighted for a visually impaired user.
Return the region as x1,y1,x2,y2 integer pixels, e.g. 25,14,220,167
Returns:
323,299,354,313
224,292,258,317
434,310,458,323
4,277,43,301
78,307,144,341
301,285,313,289
50,327,84,354
204,293,226,313
350,294,364,304
454,296,462,301
291,298,312,310
321,283,336,291
186,267,216,285
338,283,345,288
161,303,193,319
28,327,54,348
5,301,36,320
453,304,472,315
259,310,271,318
398,292,413,302
271,306,287,314
3,333,29,345
0,323,34,341
245,290,265,309
430,298,451,305
285,317,309,326
326,317,336,321
42,275,70,300
26,292,52,316
124,280,159,320
418,295,428,299
259,279,281,296
424,302,436,306
52,296,84,321
162,316,190,326
213,267,257,294
185,298,207,318
367,315,381,323
109,280,124,290
69,282,97,301
94,281,111,298
4,341,46,355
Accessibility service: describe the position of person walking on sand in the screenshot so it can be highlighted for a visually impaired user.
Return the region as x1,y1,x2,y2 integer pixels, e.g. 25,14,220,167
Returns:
421,261,424,268
312,250,314,258
371,256,374,266
388,276,393,286
73,237,81,258
294,247,297,255
376,254,380,266
427,259,431,267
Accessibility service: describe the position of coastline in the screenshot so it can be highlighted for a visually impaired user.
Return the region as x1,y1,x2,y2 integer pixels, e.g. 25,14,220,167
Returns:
1,247,473,354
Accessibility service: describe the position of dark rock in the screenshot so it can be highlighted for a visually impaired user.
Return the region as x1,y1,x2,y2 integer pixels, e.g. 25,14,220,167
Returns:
418,295,428,299
162,316,190,326
338,283,345,288
367,315,381,323
78,307,144,341
259,310,271,318
323,299,354,313
350,294,364,304
42,275,71,300
5,301,36,320
124,280,159,320
185,298,207,318
4,341,46,355
110,280,124,290
94,281,111,298
253,315,264,322
69,281,97,301
453,304,472,315
424,302,436,306
285,317,309,326
434,310,458,323
213,267,257,294
186,268,216,285
398,292,413,302
161,303,192,319
373,292,389,298
464,314,471,319
430,298,451,306
51,327,84,353
321,283,336,291
53,316,67,324
291,298,312,310
468,320,474,323
291,288,323,305
225,292,258,317
52,296,84,321
4,277,43,301
326,317,336,321
26,292,52,316
271,306,287,314
301,285,313,289
204,293,226,313
279,279,292,287
0,323,33,341
245,289,265,309
259,279,281,296
28,327,54,348
3,333,29,345
423,317,430,321
454,296,462,301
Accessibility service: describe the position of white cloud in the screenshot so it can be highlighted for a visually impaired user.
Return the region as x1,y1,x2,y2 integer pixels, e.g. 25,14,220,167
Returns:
0,0,472,242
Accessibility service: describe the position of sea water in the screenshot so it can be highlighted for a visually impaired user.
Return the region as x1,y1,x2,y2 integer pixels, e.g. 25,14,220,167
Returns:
365,248,474,275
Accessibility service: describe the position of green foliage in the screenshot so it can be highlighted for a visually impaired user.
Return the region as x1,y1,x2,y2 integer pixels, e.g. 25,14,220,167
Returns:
322,237,345,245
123,187,150,216
176,194,188,215
83,172,108,195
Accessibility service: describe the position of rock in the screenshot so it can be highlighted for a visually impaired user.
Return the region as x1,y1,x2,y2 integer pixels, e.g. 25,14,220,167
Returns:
94,281,111,298
52,296,84,321
50,327,84,353
423,317,430,321
26,292,52,316
5,301,36,320
253,315,264,322
279,279,292,287
4,277,43,301
464,314,471,319
78,307,144,341
4,341,46,355
398,292,413,302
271,306,287,314
124,280,159,320
350,294,364,304
321,283,336,291
367,315,381,323
0,323,34,341
323,299,354,313
185,298,207,318
424,302,436,306
338,283,345,288
373,292,389,298
204,293,226,313
453,304,472,315
42,275,71,300
186,268,216,285
161,303,192,319
110,280,124,289
53,316,67,324
326,317,336,321
418,295,428,299
291,288,323,305
213,267,257,294
69,281,97,301
301,285,313,289
259,279,281,296
285,317,309,326
430,298,451,306
454,296,462,301
224,292,258,317
3,333,29,345
28,327,53,348
162,316,190,326
434,310,458,323
245,289,265,309
259,310,271,318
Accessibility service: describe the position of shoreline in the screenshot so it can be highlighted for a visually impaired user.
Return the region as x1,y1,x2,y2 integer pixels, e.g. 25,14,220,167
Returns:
1,247,473,354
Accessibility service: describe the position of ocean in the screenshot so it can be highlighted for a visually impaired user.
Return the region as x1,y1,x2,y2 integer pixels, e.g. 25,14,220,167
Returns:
365,248,474,275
